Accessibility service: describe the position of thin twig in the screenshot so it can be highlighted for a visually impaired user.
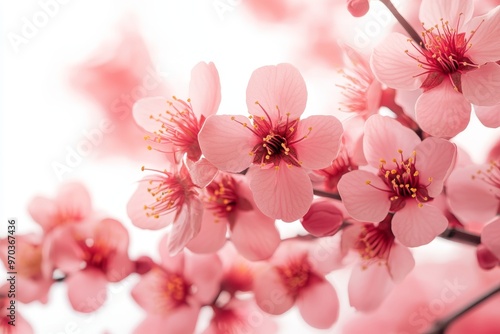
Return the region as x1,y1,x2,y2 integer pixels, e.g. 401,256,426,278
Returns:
379,0,424,46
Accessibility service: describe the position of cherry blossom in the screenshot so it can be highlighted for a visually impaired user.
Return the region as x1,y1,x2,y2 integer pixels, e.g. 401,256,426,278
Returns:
338,115,457,247
371,0,500,137
199,63,343,222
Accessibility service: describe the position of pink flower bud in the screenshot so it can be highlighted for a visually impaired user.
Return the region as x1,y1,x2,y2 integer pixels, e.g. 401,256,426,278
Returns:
301,200,343,237
134,256,155,275
347,0,370,17
476,244,499,270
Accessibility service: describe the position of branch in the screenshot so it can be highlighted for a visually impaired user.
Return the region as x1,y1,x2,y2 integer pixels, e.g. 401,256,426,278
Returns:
424,283,500,334
379,0,423,46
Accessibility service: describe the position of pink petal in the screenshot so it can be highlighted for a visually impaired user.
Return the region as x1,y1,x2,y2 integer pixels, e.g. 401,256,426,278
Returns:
415,137,457,198
95,218,130,252
132,96,166,132
415,82,471,138
247,163,313,222
337,170,391,223
189,158,218,187
482,218,500,259
159,238,186,272
133,307,200,334
186,211,228,254
246,63,307,120
419,0,474,31
56,182,92,220
464,6,500,64
166,198,204,256
387,243,414,283
293,115,343,170
131,268,167,313
254,267,295,315
14,314,34,334
475,104,500,128
446,165,499,223
198,115,256,172
189,62,221,118
47,227,85,273
67,268,108,313
348,262,394,311
462,62,500,106
297,280,339,329
363,115,421,168
127,178,174,230
230,209,280,261
184,253,223,305
370,33,424,90
27,196,58,231
392,201,448,247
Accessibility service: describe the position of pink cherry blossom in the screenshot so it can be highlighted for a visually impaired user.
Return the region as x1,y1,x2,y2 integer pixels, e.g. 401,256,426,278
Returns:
371,0,500,137
187,173,280,261
47,218,133,312
338,115,456,247
0,234,52,304
446,161,500,224
132,243,223,334
0,289,33,334
127,160,204,255
300,200,344,237
347,0,370,17
199,63,343,222
27,182,93,234
133,62,221,162
253,240,339,329
341,215,415,311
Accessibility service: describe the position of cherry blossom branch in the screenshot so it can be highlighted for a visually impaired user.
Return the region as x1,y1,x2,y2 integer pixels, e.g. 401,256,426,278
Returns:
313,189,342,201
424,283,500,334
379,0,423,46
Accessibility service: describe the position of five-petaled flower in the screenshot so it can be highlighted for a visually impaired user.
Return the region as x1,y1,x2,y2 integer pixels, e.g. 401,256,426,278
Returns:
199,63,343,222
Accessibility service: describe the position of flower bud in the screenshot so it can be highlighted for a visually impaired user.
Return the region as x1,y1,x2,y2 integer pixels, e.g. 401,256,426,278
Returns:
476,244,499,270
347,0,370,17
301,200,343,237
134,255,155,275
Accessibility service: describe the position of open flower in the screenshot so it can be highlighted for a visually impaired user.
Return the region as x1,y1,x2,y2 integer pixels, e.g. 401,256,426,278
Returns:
127,160,204,255
338,115,457,247
199,63,343,221
187,173,280,261
341,215,415,311
371,0,500,137
133,62,221,162
47,218,134,312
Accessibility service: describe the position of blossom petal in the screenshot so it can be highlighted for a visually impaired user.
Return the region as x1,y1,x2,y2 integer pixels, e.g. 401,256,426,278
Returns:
198,115,256,172
294,115,343,170
482,218,500,259
133,308,199,334
363,115,421,168
297,280,339,329
419,0,473,30
47,227,85,274
231,209,280,261
247,164,312,222
254,267,294,315
189,62,221,118
166,198,204,256
415,83,471,138
57,182,92,221
189,158,218,188
186,212,228,254
337,170,391,223
415,137,457,198
392,201,448,247
184,253,223,304
67,268,108,313
464,6,500,64
370,33,424,90
246,63,307,119
475,104,500,128
462,62,500,106
27,196,58,231
348,263,393,311
387,243,414,283
133,96,167,132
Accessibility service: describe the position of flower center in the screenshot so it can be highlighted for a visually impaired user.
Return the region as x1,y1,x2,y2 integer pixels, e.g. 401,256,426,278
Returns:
18,243,43,279
315,144,357,192
145,96,205,161
367,149,433,211
163,273,189,303
141,165,197,219
205,175,239,219
355,216,395,266
231,102,311,169
276,255,311,295
405,14,481,91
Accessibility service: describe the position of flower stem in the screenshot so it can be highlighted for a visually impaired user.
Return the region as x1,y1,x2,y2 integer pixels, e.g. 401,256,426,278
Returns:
424,283,500,334
379,0,423,46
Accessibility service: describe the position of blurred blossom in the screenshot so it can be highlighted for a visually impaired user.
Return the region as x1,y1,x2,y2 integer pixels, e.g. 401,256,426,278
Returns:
347,0,370,17
0,289,33,334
